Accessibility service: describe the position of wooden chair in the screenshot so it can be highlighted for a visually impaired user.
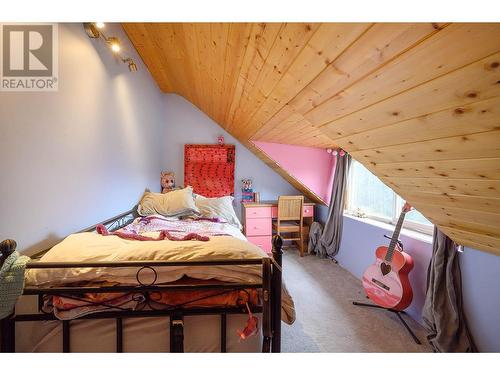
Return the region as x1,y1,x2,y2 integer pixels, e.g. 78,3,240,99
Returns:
272,196,305,257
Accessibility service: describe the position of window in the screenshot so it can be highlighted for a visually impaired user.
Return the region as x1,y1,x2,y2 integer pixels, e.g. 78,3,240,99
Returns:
346,160,433,235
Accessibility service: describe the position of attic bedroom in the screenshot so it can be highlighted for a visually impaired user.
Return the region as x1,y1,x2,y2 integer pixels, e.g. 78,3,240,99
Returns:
0,0,499,369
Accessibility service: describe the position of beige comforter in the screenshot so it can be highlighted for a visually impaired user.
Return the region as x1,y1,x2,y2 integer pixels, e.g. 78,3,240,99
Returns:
26,230,295,324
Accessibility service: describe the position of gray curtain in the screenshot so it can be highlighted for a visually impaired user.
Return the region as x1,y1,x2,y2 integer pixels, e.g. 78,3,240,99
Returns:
308,221,324,256
422,227,477,352
317,153,351,259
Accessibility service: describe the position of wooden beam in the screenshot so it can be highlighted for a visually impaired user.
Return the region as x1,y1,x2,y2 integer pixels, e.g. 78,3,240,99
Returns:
308,23,500,129
384,177,500,198
400,191,500,215
439,225,500,255
241,23,371,139
351,130,500,164
374,158,500,180
322,51,500,140
416,203,500,231
335,96,500,152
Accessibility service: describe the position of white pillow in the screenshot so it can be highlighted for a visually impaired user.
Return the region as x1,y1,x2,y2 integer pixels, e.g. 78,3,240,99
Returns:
138,187,199,217
195,195,242,230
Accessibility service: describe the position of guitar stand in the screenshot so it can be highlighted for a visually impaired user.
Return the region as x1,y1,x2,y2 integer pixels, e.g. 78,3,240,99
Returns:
352,301,422,345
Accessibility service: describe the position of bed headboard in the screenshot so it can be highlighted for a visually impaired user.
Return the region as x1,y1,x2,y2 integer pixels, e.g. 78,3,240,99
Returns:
184,144,235,198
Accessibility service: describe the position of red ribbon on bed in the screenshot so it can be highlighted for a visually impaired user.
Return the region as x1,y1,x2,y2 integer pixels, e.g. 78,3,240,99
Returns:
96,224,210,242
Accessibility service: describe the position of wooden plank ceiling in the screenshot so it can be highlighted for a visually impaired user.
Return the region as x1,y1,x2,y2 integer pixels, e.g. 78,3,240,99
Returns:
123,23,500,255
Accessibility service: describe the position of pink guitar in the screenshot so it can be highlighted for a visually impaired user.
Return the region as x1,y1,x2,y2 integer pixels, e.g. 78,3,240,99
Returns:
362,203,415,311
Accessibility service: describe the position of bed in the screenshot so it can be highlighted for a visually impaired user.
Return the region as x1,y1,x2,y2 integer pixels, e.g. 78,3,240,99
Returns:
0,205,293,353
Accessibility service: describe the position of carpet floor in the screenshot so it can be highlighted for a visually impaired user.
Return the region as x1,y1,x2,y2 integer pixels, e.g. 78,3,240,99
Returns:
280,249,432,352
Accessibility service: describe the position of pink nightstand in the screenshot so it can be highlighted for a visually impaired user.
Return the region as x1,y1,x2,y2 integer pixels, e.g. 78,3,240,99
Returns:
242,200,315,254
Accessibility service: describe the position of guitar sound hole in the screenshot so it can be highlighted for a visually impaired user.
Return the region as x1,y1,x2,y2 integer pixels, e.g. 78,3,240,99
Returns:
371,278,390,291
380,263,391,276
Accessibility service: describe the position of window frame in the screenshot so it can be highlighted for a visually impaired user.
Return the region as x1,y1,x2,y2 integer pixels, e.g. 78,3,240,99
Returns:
345,160,434,236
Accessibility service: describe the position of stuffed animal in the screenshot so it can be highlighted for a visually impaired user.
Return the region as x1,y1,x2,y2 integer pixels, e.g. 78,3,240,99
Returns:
161,171,176,193
241,178,253,192
241,179,254,202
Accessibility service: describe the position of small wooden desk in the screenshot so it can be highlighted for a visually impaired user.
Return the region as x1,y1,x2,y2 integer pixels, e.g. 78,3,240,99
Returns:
242,200,315,253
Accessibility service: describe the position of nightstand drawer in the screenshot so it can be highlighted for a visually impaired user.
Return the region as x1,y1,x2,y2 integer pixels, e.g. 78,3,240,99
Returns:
245,218,272,236
245,207,272,219
248,235,272,253
303,205,314,217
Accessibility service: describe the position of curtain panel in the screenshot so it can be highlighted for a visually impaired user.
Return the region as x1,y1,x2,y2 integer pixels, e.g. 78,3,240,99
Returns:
422,227,477,352
316,153,351,259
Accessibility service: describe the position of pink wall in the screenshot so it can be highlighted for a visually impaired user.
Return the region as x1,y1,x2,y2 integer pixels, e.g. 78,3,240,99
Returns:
252,141,336,204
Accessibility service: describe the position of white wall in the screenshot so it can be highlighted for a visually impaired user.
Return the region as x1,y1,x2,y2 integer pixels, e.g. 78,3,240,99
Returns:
0,24,165,254
163,94,300,218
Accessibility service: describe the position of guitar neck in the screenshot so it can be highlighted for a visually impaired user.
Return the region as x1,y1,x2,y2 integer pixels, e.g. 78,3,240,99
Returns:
385,211,407,262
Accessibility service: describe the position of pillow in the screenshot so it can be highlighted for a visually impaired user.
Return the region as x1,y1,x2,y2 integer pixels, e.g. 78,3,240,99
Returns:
137,187,199,217
195,195,242,230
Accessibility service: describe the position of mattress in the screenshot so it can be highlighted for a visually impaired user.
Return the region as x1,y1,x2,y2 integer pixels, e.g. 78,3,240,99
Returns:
14,296,262,352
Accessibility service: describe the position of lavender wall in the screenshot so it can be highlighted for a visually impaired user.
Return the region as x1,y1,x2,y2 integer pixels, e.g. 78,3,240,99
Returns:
460,248,500,352
162,94,300,219
0,23,165,255
316,205,500,352
252,141,336,204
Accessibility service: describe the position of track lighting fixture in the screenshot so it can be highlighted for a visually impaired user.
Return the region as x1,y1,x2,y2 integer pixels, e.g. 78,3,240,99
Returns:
83,23,137,72
107,37,121,53
123,58,138,72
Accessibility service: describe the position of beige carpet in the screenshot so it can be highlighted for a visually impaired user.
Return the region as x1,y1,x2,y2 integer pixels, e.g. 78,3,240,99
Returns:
280,249,432,352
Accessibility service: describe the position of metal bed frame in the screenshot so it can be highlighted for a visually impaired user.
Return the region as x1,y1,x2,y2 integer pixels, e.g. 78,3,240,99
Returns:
0,208,284,353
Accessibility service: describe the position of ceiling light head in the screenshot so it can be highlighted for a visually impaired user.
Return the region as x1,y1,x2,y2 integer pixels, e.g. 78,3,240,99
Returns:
108,37,121,53
95,22,105,29
128,60,138,72
123,58,138,72
84,22,100,38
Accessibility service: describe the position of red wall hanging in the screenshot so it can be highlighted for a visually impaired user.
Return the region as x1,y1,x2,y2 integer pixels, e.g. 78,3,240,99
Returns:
184,144,235,198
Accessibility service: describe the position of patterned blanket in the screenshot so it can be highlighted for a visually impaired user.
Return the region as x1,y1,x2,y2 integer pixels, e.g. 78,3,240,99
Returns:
117,215,236,239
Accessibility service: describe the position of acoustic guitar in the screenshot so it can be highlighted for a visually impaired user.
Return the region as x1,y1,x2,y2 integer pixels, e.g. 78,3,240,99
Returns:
361,203,414,311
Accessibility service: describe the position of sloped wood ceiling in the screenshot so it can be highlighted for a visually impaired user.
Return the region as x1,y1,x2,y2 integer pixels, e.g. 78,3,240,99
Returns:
123,23,500,255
